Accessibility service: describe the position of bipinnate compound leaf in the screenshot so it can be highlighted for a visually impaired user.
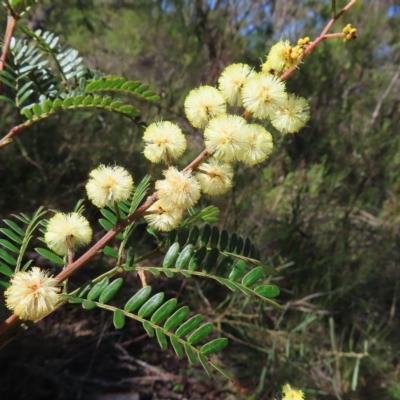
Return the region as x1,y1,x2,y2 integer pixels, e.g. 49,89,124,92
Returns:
175,314,203,337
87,277,110,301
187,323,213,345
124,286,152,312
113,309,126,329
138,292,165,318
200,338,228,355
150,298,178,324
98,278,123,303
242,266,264,287
163,306,190,331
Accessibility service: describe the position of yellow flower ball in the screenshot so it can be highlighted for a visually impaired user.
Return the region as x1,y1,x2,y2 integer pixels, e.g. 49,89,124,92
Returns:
143,121,187,163
155,167,201,209
86,164,133,208
5,267,60,320
196,158,233,196
241,73,287,119
184,85,226,128
44,212,92,256
144,200,184,232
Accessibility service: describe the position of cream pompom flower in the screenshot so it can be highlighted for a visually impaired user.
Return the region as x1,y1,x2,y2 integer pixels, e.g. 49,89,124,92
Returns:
5,267,60,320
144,200,184,232
241,73,287,119
196,158,233,196
237,124,273,165
271,94,310,134
282,383,305,400
263,40,301,74
143,121,187,163
86,164,133,208
184,86,227,129
155,167,201,209
44,212,92,256
218,63,253,106
204,115,250,162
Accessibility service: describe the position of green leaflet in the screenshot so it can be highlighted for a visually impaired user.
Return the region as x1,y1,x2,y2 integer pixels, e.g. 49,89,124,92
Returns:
210,226,219,248
156,328,168,350
175,244,194,269
137,292,165,318
187,323,213,345
164,306,190,331
170,336,184,359
184,343,197,365
219,229,229,251
98,278,123,303
87,277,110,301
241,266,264,287
200,338,228,355
228,260,246,281
150,298,178,324
124,286,152,312
163,242,180,268
202,247,219,273
34,247,64,265
200,224,211,247
113,309,126,329
188,246,207,271
254,285,280,298
175,314,203,338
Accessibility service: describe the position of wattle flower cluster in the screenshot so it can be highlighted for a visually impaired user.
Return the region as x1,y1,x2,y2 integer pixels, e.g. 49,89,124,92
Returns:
138,39,311,231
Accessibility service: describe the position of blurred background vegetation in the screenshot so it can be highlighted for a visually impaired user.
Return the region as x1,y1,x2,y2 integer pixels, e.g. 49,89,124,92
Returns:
0,0,399,399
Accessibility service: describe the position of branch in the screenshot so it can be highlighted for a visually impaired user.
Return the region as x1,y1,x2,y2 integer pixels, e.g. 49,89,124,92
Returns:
280,0,358,82
0,15,19,95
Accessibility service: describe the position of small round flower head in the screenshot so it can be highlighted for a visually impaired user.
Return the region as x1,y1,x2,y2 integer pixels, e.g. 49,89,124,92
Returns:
263,40,301,74
144,200,183,232
86,164,133,208
241,73,287,119
143,121,187,163
282,383,305,400
204,115,250,162
155,167,201,209
184,86,227,128
218,63,254,106
196,158,233,196
271,94,310,134
5,267,60,320
45,212,92,256
237,124,273,165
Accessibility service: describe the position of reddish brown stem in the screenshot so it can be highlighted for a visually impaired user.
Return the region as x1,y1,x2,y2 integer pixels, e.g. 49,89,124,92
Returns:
0,15,18,95
182,149,209,172
280,0,357,82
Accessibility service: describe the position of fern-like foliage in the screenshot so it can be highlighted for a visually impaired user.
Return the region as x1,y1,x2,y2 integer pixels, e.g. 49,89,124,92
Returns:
61,281,230,378
0,207,47,288
84,75,160,101
0,28,158,132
